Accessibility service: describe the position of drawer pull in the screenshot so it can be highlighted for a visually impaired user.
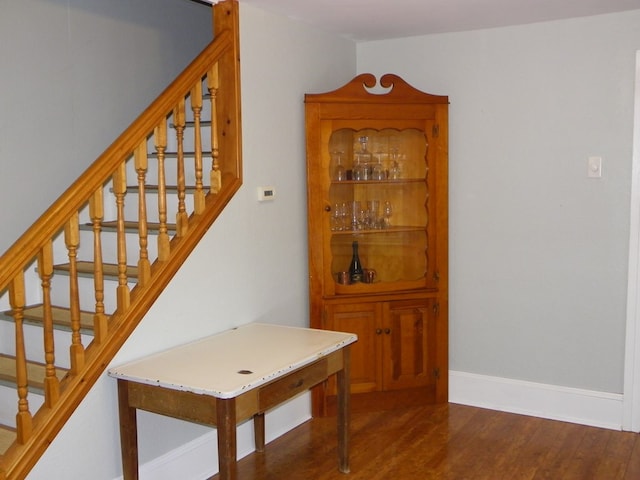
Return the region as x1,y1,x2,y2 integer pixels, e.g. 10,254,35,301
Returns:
291,378,304,389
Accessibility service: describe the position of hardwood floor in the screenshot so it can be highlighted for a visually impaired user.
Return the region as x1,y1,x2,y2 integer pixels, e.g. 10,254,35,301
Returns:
209,403,640,480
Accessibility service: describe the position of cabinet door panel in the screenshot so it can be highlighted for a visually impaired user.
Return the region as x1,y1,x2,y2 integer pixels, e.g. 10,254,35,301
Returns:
326,303,381,394
383,300,436,391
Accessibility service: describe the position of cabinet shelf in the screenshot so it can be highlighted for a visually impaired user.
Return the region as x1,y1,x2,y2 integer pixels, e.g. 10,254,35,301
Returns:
330,178,425,186
333,278,429,295
330,226,425,236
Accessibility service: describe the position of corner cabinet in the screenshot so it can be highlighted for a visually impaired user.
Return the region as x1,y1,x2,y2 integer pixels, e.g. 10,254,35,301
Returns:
305,74,449,415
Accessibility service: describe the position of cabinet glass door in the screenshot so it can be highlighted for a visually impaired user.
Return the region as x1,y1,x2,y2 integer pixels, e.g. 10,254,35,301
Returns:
326,127,433,294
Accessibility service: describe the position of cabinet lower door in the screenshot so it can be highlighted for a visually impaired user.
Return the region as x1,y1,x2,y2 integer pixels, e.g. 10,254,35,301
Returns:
383,299,437,391
325,302,382,394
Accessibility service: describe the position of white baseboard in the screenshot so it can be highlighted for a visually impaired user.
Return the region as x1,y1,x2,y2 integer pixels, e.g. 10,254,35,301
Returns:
449,370,624,431
113,393,311,480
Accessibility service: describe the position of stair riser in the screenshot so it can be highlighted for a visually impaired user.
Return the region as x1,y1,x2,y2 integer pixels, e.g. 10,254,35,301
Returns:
74,228,160,266
0,241,135,317
118,190,197,226
124,151,213,191
0,317,91,370
47,274,133,314
162,130,214,159
0,384,43,428
0,269,44,313
163,97,213,153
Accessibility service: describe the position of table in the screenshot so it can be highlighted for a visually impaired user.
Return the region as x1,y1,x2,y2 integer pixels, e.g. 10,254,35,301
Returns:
108,323,357,480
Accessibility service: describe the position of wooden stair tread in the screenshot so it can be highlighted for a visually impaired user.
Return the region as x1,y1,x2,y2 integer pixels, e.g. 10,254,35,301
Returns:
81,220,176,233
147,150,212,157
20,305,94,332
170,120,213,127
0,425,16,453
126,184,208,193
0,354,67,391
53,261,138,279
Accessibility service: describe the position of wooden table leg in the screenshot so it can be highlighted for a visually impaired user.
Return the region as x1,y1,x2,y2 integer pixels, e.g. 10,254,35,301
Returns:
337,346,351,473
254,412,265,452
117,380,139,480
216,397,237,480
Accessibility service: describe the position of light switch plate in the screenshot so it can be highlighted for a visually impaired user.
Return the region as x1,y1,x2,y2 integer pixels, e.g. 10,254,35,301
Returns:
588,156,602,178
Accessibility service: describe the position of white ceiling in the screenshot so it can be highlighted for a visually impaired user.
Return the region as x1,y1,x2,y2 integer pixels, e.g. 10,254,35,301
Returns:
234,0,640,41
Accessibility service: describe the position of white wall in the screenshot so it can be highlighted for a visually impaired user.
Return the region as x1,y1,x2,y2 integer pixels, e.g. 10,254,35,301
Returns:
0,0,212,254
24,3,356,479
358,10,640,396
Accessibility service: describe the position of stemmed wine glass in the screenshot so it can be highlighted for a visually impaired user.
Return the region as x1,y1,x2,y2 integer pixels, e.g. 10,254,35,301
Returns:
383,200,393,228
331,203,344,231
372,152,385,180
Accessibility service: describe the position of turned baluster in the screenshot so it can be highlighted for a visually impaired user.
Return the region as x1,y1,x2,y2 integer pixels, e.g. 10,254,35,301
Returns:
154,122,171,261
90,189,108,343
207,64,221,194
191,81,206,213
65,212,85,373
174,98,189,235
113,162,131,311
37,240,60,407
9,271,33,444
135,141,151,287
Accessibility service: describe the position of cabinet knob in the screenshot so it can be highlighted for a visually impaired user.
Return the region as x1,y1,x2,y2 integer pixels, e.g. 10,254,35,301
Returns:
324,205,331,212
384,328,391,335
376,328,382,335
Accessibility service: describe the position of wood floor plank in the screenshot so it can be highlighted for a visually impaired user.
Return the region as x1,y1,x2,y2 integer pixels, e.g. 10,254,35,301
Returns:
209,404,640,480
624,434,640,479
552,426,611,479
595,428,637,479
480,412,542,479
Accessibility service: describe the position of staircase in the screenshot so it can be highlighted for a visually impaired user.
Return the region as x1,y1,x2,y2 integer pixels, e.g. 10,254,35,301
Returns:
0,1,241,478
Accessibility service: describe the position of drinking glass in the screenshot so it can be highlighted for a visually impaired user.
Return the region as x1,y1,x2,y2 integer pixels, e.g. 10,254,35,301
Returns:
367,199,380,229
389,148,402,179
331,203,344,231
383,200,393,228
332,151,346,181
353,157,365,181
356,136,372,180
350,201,361,230
372,154,385,180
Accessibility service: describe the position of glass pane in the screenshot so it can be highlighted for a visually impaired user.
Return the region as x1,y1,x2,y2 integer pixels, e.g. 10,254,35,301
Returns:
328,128,429,289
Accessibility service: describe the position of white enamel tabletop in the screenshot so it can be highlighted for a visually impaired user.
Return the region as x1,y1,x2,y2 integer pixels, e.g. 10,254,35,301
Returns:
108,323,357,399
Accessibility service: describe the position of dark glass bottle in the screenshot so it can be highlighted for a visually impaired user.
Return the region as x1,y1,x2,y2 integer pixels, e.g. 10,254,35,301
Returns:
349,240,364,283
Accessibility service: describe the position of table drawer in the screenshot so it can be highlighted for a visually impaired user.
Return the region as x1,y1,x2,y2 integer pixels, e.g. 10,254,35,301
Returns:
259,358,329,411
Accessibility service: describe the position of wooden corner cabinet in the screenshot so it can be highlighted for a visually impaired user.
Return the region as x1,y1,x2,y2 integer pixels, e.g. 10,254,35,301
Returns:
305,74,449,416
